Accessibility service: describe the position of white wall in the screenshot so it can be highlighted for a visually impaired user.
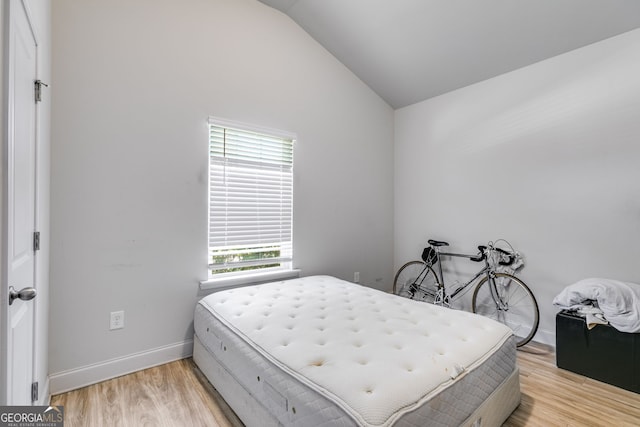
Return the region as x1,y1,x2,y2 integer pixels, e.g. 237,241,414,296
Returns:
395,28,640,345
50,0,393,390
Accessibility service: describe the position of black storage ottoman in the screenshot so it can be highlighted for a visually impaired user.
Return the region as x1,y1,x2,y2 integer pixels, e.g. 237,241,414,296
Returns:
556,310,640,393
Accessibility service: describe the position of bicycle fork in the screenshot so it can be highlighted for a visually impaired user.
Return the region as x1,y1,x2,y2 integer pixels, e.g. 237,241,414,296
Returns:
487,271,509,312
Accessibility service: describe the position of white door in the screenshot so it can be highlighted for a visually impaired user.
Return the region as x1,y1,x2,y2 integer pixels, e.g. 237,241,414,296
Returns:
3,0,38,405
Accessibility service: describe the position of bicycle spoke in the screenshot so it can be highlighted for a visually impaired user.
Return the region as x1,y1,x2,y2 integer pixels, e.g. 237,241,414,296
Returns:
472,273,539,347
393,261,440,304
503,287,529,308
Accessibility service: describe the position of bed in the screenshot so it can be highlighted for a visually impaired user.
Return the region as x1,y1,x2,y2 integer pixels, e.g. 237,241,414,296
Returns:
193,275,520,427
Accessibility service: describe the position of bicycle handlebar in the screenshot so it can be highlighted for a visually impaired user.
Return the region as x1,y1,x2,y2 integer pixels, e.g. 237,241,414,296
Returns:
426,240,517,265
469,245,486,262
494,247,515,265
468,245,515,265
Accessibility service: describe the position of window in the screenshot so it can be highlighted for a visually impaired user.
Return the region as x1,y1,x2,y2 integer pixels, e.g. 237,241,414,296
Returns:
208,117,295,279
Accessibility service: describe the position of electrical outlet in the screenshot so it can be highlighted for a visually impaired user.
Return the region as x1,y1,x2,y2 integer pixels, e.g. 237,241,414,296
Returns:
354,272,360,283
110,311,125,330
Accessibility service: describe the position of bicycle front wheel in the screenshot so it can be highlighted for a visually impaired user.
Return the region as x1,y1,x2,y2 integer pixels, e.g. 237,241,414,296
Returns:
472,273,539,347
393,261,439,303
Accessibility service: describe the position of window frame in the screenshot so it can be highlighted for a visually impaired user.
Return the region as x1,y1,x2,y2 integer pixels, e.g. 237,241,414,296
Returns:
200,117,299,290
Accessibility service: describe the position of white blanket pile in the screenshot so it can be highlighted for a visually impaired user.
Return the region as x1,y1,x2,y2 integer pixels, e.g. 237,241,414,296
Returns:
553,278,640,333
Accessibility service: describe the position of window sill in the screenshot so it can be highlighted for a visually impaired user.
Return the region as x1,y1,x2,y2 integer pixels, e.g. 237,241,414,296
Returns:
199,269,301,291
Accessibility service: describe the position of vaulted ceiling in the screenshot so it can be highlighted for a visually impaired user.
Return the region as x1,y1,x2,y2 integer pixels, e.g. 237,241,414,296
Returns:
258,0,640,108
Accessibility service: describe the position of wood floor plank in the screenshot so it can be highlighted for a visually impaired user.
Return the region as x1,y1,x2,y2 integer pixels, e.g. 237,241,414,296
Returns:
52,347,640,426
508,342,640,427
51,359,243,427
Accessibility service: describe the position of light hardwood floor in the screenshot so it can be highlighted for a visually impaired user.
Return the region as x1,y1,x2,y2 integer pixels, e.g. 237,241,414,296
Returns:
51,358,243,427
505,343,640,427
52,343,640,426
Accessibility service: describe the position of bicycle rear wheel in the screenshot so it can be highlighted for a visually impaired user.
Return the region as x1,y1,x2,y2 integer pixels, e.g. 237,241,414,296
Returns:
393,261,439,303
472,273,539,347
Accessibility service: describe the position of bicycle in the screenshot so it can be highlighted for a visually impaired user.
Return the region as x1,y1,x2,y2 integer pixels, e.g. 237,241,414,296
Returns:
393,239,539,347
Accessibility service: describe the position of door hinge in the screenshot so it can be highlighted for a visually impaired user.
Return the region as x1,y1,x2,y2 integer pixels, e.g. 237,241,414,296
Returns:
31,382,39,402
33,231,40,251
34,80,49,103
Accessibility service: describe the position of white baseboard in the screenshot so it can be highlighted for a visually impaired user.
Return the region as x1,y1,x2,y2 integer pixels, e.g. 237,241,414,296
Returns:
532,327,555,348
49,339,193,395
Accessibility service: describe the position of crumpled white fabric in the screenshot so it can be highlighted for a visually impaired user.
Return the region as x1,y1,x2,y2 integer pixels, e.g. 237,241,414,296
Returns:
553,278,640,333
574,304,608,329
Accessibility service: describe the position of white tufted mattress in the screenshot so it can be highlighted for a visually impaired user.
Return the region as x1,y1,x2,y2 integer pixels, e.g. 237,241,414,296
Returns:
193,275,520,427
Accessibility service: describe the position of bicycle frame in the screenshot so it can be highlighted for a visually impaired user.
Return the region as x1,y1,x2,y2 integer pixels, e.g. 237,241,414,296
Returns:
430,247,506,308
435,250,484,298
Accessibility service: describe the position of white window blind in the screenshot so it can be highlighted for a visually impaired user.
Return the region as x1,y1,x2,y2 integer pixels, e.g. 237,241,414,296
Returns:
208,118,294,276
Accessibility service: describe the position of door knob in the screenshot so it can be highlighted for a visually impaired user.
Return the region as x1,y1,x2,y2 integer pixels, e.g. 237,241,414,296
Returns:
8,286,36,305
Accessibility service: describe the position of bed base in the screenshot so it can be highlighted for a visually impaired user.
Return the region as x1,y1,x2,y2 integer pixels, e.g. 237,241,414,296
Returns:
193,335,520,427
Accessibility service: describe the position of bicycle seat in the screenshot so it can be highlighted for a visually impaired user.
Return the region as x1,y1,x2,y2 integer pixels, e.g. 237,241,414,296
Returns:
428,239,449,247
